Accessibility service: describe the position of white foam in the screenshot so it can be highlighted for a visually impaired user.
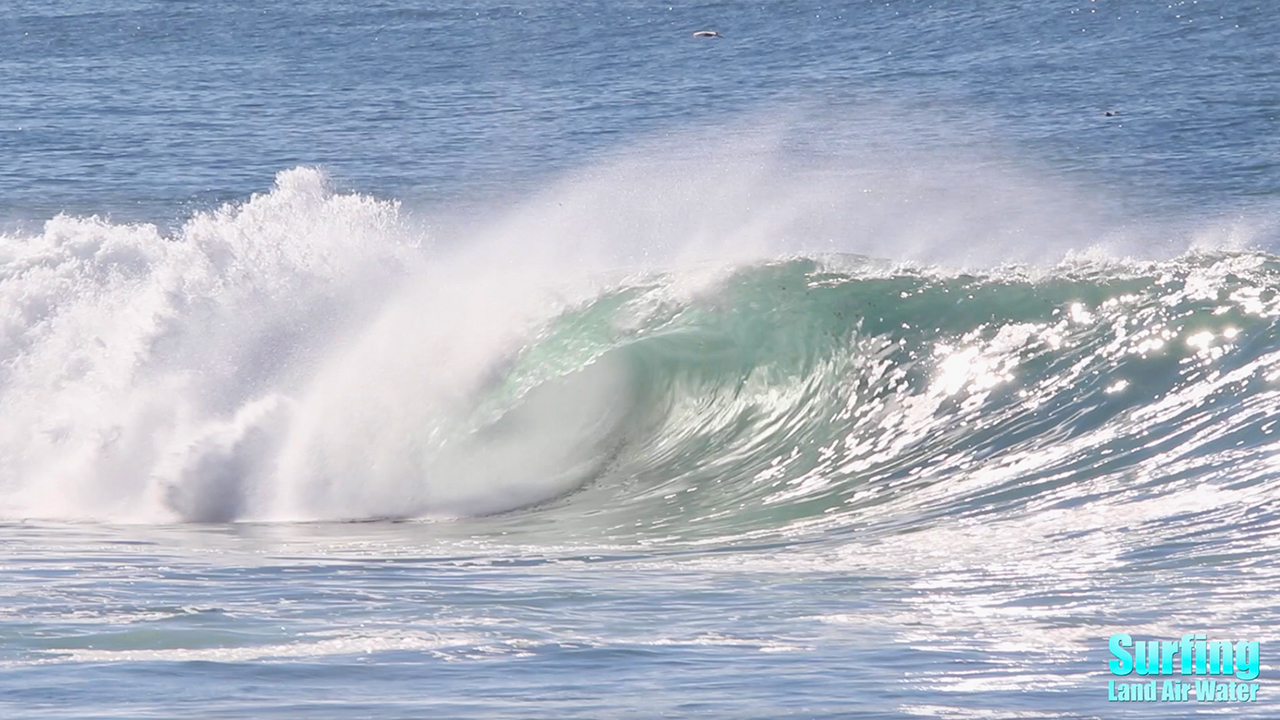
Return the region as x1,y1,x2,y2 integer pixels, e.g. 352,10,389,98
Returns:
0,168,417,521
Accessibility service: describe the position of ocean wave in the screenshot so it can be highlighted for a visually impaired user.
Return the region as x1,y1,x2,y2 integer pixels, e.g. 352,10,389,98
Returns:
451,251,1280,540
3,167,1280,540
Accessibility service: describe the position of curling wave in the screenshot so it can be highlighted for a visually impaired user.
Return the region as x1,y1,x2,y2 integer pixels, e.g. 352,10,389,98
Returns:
3,168,1280,540
445,252,1280,540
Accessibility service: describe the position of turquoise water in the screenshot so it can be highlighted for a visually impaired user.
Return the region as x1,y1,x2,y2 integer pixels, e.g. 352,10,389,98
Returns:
2,2,1279,718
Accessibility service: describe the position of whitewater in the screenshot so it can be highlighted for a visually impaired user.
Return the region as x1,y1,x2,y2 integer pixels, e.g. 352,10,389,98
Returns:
4,1,1280,718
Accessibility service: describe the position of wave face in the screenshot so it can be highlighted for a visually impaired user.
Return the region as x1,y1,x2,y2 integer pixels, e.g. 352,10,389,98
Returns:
4,168,1280,539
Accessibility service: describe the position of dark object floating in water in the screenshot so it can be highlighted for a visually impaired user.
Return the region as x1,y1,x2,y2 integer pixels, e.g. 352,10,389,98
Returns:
1103,110,1119,116
692,30,722,38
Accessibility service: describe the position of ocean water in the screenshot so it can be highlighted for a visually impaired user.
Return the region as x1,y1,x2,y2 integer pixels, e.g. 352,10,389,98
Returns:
3,1,1280,718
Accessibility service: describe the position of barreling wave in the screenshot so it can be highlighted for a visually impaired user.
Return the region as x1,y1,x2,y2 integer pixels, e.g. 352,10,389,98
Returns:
3,167,1280,542
445,252,1280,541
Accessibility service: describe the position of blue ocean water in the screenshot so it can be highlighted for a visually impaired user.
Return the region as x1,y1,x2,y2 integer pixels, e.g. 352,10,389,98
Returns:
2,1,1279,718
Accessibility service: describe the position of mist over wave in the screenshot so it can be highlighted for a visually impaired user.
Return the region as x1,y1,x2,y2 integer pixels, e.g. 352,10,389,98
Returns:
2,125,1278,531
